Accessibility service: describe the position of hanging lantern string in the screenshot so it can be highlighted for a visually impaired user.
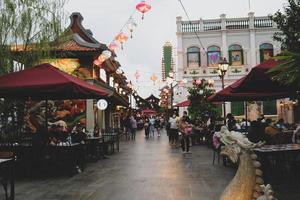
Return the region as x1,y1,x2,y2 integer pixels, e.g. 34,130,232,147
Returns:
109,9,137,46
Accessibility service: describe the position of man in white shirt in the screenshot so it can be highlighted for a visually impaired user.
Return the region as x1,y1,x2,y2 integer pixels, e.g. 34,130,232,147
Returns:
169,114,179,147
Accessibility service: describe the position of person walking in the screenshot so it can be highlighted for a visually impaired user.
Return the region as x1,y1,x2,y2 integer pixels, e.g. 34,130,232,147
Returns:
168,113,179,148
179,117,193,153
130,115,137,140
149,116,155,138
155,116,161,137
144,117,150,138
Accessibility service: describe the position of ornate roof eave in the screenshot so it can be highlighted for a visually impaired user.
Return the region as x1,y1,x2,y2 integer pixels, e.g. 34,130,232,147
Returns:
67,12,100,44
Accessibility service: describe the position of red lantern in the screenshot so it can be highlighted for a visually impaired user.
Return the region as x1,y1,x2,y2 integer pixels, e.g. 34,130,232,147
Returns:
93,59,101,67
115,32,128,50
108,42,118,51
136,0,151,20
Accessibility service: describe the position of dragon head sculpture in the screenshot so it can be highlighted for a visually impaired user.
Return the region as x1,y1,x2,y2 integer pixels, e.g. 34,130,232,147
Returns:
219,126,264,163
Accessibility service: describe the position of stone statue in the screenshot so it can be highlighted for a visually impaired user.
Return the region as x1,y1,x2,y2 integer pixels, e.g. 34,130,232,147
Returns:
218,126,275,200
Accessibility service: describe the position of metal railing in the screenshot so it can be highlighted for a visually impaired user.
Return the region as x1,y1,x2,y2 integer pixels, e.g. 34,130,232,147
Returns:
179,16,275,33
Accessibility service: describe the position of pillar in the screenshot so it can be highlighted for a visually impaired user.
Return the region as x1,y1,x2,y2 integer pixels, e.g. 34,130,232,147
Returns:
86,99,94,133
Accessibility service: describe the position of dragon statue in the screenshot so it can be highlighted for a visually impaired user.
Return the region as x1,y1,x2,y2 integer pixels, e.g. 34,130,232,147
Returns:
218,126,276,200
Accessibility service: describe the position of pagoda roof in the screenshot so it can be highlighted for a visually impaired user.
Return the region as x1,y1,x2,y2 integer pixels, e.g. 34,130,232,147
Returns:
145,94,159,101
11,12,108,53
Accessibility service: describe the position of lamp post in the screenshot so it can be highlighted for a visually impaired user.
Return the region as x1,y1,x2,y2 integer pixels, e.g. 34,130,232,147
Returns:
167,71,177,111
218,57,229,124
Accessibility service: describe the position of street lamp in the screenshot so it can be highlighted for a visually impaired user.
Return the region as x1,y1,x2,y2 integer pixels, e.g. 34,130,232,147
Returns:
218,57,229,124
167,71,178,111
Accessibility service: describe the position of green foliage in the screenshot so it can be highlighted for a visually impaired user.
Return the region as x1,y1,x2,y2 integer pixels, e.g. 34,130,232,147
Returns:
268,51,300,89
187,79,218,122
0,0,67,74
270,0,300,52
268,0,300,89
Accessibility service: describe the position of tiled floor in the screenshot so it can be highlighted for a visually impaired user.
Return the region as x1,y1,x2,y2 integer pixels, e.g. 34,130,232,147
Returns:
12,130,300,199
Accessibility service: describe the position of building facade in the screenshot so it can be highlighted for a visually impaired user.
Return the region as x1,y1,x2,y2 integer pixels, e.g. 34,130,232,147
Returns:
174,12,294,121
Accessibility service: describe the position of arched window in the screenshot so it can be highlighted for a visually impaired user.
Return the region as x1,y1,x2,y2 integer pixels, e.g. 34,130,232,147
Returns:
228,44,244,66
259,43,273,63
207,46,221,67
187,47,200,67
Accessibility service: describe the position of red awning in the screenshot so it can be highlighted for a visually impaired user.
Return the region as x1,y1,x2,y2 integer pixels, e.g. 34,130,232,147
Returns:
142,109,157,115
0,63,108,100
175,100,190,107
208,59,297,102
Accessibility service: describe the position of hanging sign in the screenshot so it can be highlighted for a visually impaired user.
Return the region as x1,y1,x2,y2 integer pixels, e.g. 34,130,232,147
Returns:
97,99,108,110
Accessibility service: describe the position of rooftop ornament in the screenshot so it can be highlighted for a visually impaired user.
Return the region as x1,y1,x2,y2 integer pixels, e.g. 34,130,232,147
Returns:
136,0,151,20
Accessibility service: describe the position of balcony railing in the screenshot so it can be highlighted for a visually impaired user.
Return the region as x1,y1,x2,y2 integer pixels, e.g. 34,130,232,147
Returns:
178,15,275,33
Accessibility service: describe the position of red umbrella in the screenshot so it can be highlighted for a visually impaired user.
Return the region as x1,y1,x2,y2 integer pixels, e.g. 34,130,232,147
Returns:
142,109,157,115
208,59,297,102
175,100,190,107
0,63,108,100
175,99,221,107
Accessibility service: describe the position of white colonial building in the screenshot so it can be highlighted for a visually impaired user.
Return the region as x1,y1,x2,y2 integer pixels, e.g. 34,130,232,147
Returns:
174,12,295,122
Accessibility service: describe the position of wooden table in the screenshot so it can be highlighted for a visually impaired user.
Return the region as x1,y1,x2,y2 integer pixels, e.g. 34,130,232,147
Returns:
254,143,300,181
254,143,300,153
0,158,14,200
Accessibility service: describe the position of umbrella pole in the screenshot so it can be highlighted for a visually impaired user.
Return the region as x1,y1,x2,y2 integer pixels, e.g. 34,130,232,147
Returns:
245,101,248,130
45,99,48,130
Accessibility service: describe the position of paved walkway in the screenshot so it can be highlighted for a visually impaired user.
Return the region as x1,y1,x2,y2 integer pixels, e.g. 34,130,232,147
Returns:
15,131,234,200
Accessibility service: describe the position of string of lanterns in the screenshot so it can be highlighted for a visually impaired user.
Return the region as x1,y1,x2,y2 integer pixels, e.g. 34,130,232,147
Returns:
93,0,152,67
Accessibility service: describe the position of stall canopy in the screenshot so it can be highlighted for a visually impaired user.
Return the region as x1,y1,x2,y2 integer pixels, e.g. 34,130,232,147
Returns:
175,100,190,107
208,59,297,102
142,109,157,115
0,63,108,100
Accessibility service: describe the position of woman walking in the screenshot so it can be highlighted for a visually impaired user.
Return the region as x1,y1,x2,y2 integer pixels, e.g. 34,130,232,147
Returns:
179,117,193,153
155,116,161,137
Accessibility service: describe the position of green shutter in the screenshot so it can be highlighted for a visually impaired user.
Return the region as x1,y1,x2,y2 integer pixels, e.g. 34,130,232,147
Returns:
228,50,232,65
263,100,277,115
259,49,264,63
231,102,244,116
241,50,244,65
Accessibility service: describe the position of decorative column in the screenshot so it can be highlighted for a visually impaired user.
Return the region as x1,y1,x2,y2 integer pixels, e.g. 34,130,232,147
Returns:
220,14,228,62
249,12,256,68
176,16,184,81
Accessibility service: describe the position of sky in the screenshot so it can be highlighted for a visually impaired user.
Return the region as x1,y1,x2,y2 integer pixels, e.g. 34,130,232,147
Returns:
64,0,287,98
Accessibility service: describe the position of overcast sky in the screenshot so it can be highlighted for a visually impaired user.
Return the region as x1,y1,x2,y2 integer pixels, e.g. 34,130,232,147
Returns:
65,0,286,98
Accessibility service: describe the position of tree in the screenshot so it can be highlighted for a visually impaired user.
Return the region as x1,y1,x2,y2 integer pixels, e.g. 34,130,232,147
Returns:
268,0,300,88
187,79,219,122
0,0,67,74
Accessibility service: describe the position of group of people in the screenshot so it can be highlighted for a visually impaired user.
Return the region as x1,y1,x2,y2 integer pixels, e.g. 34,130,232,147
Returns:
122,113,138,140
167,111,194,153
225,113,300,145
144,115,163,138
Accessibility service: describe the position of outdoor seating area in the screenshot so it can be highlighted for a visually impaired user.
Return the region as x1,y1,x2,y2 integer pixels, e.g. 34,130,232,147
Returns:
0,127,121,179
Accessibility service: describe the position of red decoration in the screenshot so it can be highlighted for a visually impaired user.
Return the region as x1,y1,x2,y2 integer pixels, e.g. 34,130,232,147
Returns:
108,42,118,51
136,1,151,20
195,79,201,85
